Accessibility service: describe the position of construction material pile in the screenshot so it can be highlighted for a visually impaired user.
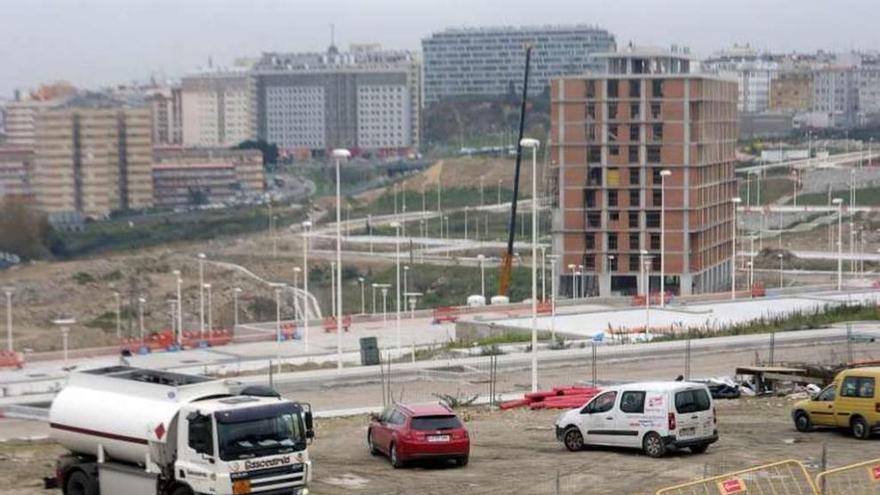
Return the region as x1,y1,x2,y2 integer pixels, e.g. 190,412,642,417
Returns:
500,386,601,410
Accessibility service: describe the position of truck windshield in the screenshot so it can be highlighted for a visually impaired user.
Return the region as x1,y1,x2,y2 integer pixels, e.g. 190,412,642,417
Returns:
216,412,306,461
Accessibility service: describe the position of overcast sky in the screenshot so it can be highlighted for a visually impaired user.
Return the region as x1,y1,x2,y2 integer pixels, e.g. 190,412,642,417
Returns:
1,0,878,97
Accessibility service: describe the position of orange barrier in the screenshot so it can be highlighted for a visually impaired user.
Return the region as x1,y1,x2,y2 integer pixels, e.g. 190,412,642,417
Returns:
751,282,766,298
537,301,553,315
432,306,460,324
323,316,352,333
281,323,297,340
0,351,23,369
631,292,673,306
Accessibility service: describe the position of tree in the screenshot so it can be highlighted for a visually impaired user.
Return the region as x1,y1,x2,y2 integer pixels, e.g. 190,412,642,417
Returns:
237,140,279,169
0,196,53,260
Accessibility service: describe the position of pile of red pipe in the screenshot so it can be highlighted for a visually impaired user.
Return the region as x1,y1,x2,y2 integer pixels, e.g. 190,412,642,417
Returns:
500,386,601,410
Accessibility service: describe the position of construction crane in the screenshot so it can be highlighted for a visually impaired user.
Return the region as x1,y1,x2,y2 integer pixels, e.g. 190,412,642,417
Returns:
498,45,533,297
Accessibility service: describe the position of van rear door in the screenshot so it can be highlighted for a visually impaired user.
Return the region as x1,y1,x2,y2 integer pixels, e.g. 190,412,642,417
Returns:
674,387,713,441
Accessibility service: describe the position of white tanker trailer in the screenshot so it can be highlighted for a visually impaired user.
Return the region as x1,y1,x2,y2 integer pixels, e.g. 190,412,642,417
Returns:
44,366,314,495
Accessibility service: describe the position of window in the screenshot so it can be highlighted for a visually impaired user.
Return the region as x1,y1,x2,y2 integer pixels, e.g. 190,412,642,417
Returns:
389,410,407,425
629,233,640,250
652,123,664,141
841,377,875,398
188,414,214,455
585,190,596,208
607,233,618,250
585,233,595,250
817,385,836,402
629,256,640,271
629,190,640,207
651,102,662,119
584,255,595,270
628,146,639,163
652,168,662,184
585,124,597,141
609,145,620,156
629,168,640,185
608,190,618,207
608,80,619,98
411,415,462,431
650,233,661,250
630,103,640,119
588,146,601,163
646,211,660,228
675,389,711,414
608,104,618,120
652,80,664,98
629,80,641,98
629,125,640,141
583,391,618,414
628,211,639,228
587,212,601,228
653,189,663,206
647,146,661,163
586,103,596,119
620,391,646,414
585,81,596,98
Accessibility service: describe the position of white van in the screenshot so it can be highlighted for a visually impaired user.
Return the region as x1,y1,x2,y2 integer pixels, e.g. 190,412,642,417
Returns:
554,381,718,457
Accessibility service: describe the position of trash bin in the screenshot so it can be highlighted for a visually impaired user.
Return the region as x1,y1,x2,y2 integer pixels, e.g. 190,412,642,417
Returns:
359,337,380,366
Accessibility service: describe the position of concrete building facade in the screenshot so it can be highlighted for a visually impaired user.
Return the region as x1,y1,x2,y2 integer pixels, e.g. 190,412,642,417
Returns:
812,67,859,128
252,45,421,154
3,100,52,147
152,162,239,208
31,94,153,220
0,147,34,199
147,86,183,145
153,146,264,197
703,45,777,114
769,71,814,112
421,25,616,105
181,71,253,147
550,47,738,298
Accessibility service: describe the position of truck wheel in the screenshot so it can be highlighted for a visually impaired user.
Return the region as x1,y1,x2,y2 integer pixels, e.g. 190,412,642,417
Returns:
642,432,667,458
170,486,193,495
64,470,98,495
562,426,584,452
794,411,813,432
852,416,872,440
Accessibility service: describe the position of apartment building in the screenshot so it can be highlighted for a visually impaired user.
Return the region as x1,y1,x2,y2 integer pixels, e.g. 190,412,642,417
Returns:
152,162,239,208
252,44,421,154
147,86,183,145
769,71,814,112
703,45,777,114
153,146,264,196
3,99,53,147
0,147,34,199
857,66,880,124
31,93,153,220
812,67,859,128
550,47,738,297
181,71,253,147
422,25,616,105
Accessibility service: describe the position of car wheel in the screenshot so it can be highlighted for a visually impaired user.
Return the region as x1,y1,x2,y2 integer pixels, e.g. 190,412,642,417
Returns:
367,430,380,456
794,411,813,432
562,426,584,452
457,455,469,467
642,432,667,458
64,470,98,495
852,416,872,440
689,443,709,454
390,443,404,469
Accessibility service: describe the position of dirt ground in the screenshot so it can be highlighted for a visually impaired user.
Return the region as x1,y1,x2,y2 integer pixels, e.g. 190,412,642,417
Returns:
0,396,873,495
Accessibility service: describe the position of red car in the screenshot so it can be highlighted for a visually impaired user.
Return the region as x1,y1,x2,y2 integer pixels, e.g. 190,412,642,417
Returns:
367,403,470,468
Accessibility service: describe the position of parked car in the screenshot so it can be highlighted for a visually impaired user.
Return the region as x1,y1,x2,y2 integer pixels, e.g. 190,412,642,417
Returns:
555,381,718,458
792,366,879,439
367,403,470,468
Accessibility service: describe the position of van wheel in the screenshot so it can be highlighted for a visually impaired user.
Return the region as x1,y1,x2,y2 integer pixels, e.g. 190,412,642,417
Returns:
852,416,872,440
64,470,98,495
689,443,709,454
562,427,584,451
390,443,404,469
643,432,667,458
794,411,813,432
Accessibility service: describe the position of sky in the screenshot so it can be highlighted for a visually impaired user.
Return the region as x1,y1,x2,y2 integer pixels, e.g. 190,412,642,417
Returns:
1,0,879,98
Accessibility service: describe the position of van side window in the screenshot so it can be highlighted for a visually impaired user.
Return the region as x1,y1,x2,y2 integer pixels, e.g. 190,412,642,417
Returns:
675,389,711,414
586,392,618,414
817,385,836,401
841,377,875,398
620,391,646,414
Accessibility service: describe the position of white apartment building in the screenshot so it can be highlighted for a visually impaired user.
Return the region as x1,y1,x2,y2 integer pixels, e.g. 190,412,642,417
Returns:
704,45,778,114
181,71,253,147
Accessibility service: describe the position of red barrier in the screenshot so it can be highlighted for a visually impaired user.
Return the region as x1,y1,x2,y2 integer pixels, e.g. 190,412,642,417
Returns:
751,283,766,298
631,292,673,306
281,323,297,340
323,316,352,333
207,329,233,346
432,306,460,324
0,351,23,369
537,301,553,315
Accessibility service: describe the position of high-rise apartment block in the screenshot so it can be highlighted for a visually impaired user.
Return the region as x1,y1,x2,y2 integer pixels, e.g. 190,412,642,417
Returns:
153,146,265,200
769,71,813,112
181,71,253,147
703,45,777,114
0,147,34,200
251,45,421,154
31,94,153,220
147,86,183,145
550,47,738,297
3,100,52,147
812,67,860,128
422,25,616,105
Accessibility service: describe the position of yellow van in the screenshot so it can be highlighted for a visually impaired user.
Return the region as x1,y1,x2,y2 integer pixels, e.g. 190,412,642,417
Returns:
792,367,879,440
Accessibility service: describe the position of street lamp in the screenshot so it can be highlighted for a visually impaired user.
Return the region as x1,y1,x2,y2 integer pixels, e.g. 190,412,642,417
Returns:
172,270,182,345
371,283,378,315
301,220,312,352
52,317,75,367
197,252,206,337
659,169,672,307
403,266,410,298
112,290,120,339
332,148,351,371
390,221,403,353
547,255,559,342
777,253,784,288
274,285,284,369
3,287,13,352
138,297,146,342
477,254,486,301
833,198,844,291
204,283,213,336
568,263,576,298
233,288,242,328
577,264,584,299
293,266,302,320
521,137,540,393
358,277,366,315
539,245,547,302
731,197,742,300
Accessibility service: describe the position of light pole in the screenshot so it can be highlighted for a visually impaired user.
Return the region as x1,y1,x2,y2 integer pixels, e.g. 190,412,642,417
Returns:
301,220,312,351
548,255,559,342
330,262,336,321
138,297,146,342
112,290,120,339
477,254,486,301
3,288,12,352
403,266,410,299
539,245,547,302
480,176,485,206
332,149,351,371
659,169,671,307
497,179,502,206
52,318,75,367
390,221,402,353
197,252,206,338
172,270,182,345
777,253,784,288
371,283,377,315
292,266,301,320
274,285,283,369
748,236,756,292
833,198,844,291
233,287,242,328
358,277,366,315
568,264,576,298
521,137,540,393
577,264,584,298
380,286,390,328
731,197,742,300
643,258,652,332
204,283,213,335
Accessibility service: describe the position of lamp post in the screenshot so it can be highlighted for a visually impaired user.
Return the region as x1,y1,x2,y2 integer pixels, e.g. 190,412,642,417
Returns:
539,245,547,302
3,288,12,352
833,198,844,291
521,137,540,393
577,264,584,298
332,149,351,371
138,297,146,342
547,255,559,342
748,236,756,293
172,271,182,346
358,277,366,315
274,285,283,369
777,253,784,288
497,179,502,206
371,283,377,315
52,318,75,367
477,254,486,301
390,221,402,353
233,288,242,328
197,253,206,338
731,197,742,299
301,220,312,351
204,283,213,335
403,266,410,300
376,284,391,329
568,264,576,298
643,257,652,332
659,169,671,307
112,290,120,339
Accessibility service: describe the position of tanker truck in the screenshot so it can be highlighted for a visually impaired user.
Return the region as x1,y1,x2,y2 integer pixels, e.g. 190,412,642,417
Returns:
44,366,314,495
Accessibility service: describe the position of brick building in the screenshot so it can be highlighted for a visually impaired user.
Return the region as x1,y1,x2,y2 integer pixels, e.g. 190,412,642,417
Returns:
550,47,738,297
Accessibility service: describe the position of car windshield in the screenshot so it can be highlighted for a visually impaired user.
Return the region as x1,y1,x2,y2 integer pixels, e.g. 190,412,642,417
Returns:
216,412,306,461
411,415,462,431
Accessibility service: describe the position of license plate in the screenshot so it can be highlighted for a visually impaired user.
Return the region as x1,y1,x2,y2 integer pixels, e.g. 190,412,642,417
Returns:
679,427,696,437
428,435,450,442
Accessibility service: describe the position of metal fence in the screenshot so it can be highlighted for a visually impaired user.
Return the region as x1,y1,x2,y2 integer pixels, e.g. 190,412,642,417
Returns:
816,458,880,495
656,460,818,495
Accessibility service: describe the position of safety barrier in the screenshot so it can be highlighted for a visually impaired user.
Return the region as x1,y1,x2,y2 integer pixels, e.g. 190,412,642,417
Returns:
432,306,460,324
280,322,298,340
536,301,553,315
323,316,352,333
632,292,674,307
656,459,817,495
815,458,880,495
0,351,23,369
119,330,176,353
751,282,766,298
